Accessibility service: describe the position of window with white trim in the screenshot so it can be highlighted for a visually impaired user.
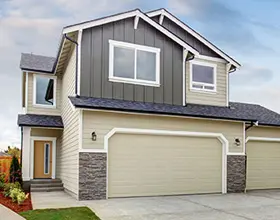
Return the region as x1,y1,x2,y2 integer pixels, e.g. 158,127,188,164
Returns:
33,75,56,107
109,40,160,87
190,60,217,92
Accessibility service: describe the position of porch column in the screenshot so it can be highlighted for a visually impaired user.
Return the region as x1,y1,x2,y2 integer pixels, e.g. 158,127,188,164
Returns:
22,127,31,181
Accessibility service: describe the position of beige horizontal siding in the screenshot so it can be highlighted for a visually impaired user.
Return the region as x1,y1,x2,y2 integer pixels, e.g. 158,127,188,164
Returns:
27,72,61,115
82,111,244,153
56,48,79,198
109,134,222,198
31,128,62,137
186,58,227,106
247,126,280,138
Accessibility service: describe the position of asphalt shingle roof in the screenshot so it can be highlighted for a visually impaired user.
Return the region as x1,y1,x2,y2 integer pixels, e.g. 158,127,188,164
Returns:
69,96,280,126
18,114,64,128
20,53,56,73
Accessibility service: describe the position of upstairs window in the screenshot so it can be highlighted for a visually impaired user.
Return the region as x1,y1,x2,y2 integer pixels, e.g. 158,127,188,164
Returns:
109,40,160,87
190,60,217,92
33,75,56,107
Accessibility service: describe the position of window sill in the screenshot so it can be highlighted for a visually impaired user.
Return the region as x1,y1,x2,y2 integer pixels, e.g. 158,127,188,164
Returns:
109,77,160,87
33,104,57,109
190,88,217,94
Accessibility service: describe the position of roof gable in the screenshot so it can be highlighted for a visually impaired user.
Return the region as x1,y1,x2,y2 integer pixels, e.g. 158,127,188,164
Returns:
63,9,199,55
146,9,240,68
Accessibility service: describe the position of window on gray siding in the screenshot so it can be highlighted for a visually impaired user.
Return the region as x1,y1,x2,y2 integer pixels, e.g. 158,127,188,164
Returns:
137,50,156,81
109,40,160,87
190,61,217,92
114,47,135,79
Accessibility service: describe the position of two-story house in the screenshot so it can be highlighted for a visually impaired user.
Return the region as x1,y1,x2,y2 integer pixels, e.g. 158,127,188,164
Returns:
18,8,280,200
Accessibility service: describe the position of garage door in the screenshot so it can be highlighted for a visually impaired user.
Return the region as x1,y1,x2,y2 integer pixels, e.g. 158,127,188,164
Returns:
247,141,280,190
108,133,223,198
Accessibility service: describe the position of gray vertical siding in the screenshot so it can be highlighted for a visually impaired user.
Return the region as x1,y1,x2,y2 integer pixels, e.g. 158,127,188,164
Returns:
160,17,222,58
80,17,183,105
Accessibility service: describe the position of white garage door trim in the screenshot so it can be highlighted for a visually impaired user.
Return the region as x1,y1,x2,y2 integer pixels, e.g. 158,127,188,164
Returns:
104,127,229,199
246,136,280,143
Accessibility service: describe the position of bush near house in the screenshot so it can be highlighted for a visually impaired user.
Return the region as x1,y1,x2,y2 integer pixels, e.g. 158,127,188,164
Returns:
9,156,22,185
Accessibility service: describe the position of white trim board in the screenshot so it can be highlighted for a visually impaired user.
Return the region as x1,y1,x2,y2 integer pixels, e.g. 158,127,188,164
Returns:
63,9,199,55
30,136,57,179
246,136,280,143
146,9,240,68
103,127,229,198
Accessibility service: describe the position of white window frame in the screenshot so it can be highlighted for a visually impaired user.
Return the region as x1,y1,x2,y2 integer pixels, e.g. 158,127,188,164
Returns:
43,143,51,175
190,60,217,93
33,74,57,108
109,39,160,87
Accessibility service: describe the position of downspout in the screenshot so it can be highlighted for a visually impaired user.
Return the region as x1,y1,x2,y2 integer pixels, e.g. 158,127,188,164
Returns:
64,34,79,96
227,65,236,108
20,127,23,167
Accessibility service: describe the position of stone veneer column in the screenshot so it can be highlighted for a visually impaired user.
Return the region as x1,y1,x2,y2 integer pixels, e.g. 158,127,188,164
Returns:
79,152,107,200
227,155,246,193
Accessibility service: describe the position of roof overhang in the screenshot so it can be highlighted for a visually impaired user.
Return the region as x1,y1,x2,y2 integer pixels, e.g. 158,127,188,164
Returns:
146,9,241,68
62,9,199,56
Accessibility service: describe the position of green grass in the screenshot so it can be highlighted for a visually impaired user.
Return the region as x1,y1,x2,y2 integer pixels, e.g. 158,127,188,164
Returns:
20,207,100,220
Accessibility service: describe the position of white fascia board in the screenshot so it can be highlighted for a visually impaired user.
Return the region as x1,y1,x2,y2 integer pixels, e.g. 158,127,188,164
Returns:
146,9,241,68
63,10,199,55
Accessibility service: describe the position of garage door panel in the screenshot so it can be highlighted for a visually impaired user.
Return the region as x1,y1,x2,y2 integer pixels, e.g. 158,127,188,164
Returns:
108,133,222,198
247,141,280,190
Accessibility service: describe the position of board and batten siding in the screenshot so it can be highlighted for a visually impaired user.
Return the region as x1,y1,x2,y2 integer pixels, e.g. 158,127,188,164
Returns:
186,58,227,106
26,72,61,115
82,111,244,153
80,17,183,105
160,16,221,58
56,48,79,198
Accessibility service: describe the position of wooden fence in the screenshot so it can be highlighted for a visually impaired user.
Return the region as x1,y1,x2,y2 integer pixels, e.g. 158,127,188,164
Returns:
0,156,12,182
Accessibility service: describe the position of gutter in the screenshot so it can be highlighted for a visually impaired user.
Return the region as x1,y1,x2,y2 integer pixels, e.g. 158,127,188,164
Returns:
245,121,259,131
64,34,79,96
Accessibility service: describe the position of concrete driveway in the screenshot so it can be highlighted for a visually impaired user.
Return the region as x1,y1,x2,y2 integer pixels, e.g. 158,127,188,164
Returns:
85,191,280,220
32,190,280,220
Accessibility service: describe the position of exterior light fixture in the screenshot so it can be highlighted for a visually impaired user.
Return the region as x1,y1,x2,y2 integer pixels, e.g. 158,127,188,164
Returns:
235,138,241,146
92,132,97,141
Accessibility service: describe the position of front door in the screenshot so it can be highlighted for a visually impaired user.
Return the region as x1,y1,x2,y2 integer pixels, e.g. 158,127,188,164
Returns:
34,141,52,178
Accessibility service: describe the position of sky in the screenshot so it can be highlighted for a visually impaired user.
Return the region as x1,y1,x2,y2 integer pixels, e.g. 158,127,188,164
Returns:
0,0,280,150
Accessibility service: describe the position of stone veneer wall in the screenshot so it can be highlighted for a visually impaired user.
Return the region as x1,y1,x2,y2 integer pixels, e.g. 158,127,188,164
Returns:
227,155,246,193
79,152,107,200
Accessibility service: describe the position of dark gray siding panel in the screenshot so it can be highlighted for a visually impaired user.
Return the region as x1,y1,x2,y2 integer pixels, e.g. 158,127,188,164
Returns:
80,18,183,105
161,17,222,58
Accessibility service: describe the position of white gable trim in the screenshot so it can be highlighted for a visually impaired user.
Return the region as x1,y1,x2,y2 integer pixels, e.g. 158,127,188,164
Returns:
147,9,240,68
63,9,199,55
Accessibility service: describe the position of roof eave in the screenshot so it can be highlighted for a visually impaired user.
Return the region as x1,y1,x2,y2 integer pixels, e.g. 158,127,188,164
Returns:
146,8,241,68
71,103,257,123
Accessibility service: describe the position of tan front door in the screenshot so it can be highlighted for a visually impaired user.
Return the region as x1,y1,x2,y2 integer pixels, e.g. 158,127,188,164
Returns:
34,141,52,179
108,133,222,198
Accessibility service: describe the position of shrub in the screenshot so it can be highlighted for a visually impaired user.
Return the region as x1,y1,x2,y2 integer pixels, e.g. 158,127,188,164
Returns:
9,156,22,185
9,187,28,205
3,182,21,197
0,173,5,189
17,191,29,205
10,188,21,202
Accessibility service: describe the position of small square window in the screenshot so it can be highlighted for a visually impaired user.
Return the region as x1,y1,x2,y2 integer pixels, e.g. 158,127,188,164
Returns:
190,61,216,92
